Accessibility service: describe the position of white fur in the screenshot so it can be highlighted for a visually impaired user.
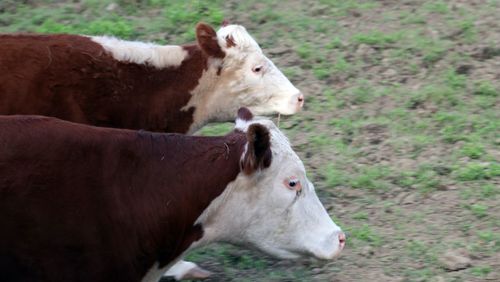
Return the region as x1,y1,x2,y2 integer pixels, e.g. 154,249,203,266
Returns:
216,25,302,115
162,261,197,280
144,259,208,282
194,117,344,260
148,117,343,282
234,117,249,130
183,25,303,133
91,36,188,68
217,25,261,55
142,262,174,282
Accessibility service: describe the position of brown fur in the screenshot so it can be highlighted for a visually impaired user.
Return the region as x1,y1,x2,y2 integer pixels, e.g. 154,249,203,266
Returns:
0,25,224,133
225,35,237,48
237,107,254,121
242,124,272,175
196,23,225,58
0,115,272,282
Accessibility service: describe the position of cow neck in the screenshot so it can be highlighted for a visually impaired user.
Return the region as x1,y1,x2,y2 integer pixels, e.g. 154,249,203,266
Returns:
112,44,209,133
132,130,248,273
143,45,207,133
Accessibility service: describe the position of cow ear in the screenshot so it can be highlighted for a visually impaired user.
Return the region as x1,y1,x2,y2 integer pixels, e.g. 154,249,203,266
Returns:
242,124,272,175
196,22,225,58
237,107,253,121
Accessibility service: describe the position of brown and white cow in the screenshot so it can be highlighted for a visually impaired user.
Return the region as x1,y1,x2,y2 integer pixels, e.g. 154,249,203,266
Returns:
1,22,303,279
0,23,304,134
0,109,344,282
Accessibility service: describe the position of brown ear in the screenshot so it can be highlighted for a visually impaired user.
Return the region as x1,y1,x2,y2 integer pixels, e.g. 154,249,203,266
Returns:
196,22,225,58
242,124,272,175
237,107,253,121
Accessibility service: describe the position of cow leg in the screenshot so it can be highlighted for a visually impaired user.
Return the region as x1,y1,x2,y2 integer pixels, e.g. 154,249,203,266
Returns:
163,260,211,280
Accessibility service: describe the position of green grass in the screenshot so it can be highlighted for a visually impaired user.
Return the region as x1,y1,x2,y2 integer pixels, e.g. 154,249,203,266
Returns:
347,224,383,247
312,64,331,80
460,143,485,159
323,164,391,191
352,31,402,46
198,123,233,136
350,166,390,190
474,95,498,109
1,0,225,42
423,1,449,14
406,83,463,110
460,183,500,201
476,230,500,252
329,117,356,141
5,3,114,35
401,12,426,25
319,0,379,16
2,1,500,281
403,268,435,281
34,18,136,38
309,133,334,147
432,111,471,143
400,30,450,66
352,211,369,220
468,204,489,218
296,43,313,60
445,69,467,90
406,240,430,259
326,36,343,49
162,1,224,41
454,162,500,181
457,18,477,42
282,66,303,81
480,184,498,198
471,265,492,277
347,82,375,105
332,54,351,73
473,80,498,97
396,165,441,194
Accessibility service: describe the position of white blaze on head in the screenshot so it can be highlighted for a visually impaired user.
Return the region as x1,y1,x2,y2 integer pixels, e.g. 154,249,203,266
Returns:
196,108,344,261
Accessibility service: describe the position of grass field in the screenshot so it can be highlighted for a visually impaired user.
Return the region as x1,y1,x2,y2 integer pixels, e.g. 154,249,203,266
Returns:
1,0,499,281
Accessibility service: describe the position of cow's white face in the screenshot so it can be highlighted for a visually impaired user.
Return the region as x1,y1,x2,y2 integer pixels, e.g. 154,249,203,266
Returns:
185,24,304,132
195,109,344,261
216,25,304,116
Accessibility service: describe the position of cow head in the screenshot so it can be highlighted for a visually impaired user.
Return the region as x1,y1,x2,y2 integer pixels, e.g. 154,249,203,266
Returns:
187,23,304,131
196,108,345,260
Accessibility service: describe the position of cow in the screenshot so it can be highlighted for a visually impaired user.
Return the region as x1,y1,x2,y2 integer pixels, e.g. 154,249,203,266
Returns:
0,108,345,282
0,23,304,134
0,22,304,279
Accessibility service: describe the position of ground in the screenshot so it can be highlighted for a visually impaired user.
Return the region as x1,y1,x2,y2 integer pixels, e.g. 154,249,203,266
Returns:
1,1,499,281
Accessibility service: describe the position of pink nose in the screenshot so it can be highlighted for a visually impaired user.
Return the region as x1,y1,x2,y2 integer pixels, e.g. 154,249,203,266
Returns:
297,94,304,108
338,232,346,249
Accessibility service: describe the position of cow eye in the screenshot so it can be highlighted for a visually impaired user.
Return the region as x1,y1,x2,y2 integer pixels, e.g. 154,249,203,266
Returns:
252,65,263,73
284,177,301,191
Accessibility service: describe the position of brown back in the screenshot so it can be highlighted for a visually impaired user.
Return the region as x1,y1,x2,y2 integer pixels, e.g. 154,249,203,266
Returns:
0,33,211,133
0,115,248,281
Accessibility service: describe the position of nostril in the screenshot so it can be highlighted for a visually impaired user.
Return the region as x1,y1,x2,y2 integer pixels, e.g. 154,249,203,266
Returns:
338,232,346,245
298,94,304,102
